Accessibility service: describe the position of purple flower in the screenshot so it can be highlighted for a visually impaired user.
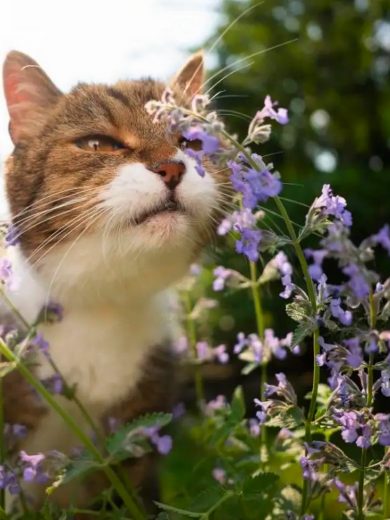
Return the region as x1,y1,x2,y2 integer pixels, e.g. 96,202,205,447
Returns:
300,456,319,482
264,373,297,404
0,257,18,290
213,266,232,291
19,451,46,483
261,95,289,125
212,467,226,484
313,184,352,226
333,479,358,508
204,395,227,416
342,263,370,299
196,341,210,361
254,398,270,424
5,224,20,246
174,336,188,354
31,333,49,355
372,224,390,255
343,338,363,368
271,252,293,299
0,466,20,495
172,402,186,420
235,228,262,262
42,373,63,394
305,248,327,281
330,298,352,326
248,418,261,437
334,410,359,443
184,148,205,177
152,434,172,455
42,301,64,322
5,423,27,439
356,424,372,449
182,126,220,154
229,157,282,210
217,209,257,237
213,344,229,364
375,414,390,446
234,333,248,354
380,369,390,397
141,428,172,455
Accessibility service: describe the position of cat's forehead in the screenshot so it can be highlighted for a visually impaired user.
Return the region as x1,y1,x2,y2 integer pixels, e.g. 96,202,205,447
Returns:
57,79,168,139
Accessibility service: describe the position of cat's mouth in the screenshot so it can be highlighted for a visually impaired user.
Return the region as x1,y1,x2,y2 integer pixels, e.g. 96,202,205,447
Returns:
133,198,185,226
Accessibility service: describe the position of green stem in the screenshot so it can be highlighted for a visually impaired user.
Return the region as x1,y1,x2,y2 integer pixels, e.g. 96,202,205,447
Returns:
184,293,204,405
249,262,268,464
383,472,390,518
358,294,376,520
249,262,265,394
358,448,368,520
0,340,146,520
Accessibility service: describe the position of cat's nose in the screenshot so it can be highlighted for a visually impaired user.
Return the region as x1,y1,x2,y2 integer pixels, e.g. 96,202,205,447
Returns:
151,160,185,190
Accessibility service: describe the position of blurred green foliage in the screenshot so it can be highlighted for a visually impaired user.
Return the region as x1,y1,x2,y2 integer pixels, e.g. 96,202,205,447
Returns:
207,0,390,235
202,0,390,354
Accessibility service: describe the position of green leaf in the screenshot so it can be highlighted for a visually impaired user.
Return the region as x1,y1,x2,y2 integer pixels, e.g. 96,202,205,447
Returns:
0,361,16,377
242,472,280,496
230,386,246,421
155,501,201,518
46,457,102,495
291,320,316,347
286,300,312,323
241,362,258,376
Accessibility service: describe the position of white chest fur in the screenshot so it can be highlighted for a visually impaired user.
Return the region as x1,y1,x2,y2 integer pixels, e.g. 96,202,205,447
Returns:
37,296,173,411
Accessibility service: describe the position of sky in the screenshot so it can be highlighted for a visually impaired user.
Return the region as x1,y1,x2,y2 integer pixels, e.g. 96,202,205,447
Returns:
0,0,221,214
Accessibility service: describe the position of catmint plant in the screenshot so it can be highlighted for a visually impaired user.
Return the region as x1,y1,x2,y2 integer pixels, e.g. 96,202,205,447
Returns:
0,83,388,519
146,87,390,520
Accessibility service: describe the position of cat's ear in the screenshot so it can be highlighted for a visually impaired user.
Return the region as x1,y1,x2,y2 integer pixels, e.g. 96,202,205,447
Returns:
171,51,204,97
3,51,62,144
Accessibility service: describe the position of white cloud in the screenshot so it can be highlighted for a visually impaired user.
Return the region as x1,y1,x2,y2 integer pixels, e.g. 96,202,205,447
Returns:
0,0,220,215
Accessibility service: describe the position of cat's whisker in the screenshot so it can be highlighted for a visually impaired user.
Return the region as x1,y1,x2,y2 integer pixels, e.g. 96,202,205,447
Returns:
181,1,264,99
204,61,254,97
14,197,92,236
10,185,99,221
216,109,252,120
203,38,298,96
44,209,107,303
28,206,101,266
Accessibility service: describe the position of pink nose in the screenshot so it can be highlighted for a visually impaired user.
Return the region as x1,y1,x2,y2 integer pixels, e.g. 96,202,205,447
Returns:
151,160,185,190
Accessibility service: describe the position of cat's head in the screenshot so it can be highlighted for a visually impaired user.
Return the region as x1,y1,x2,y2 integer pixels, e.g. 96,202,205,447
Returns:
3,51,227,302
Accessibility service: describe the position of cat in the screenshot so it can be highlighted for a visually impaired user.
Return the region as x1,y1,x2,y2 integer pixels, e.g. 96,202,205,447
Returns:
1,50,227,509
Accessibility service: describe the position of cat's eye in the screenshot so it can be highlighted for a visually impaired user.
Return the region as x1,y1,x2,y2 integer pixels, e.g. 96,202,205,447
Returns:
75,135,125,152
178,136,203,151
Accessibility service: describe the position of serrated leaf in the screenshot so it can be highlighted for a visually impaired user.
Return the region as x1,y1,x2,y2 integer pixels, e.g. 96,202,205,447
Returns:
285,300,311,323
291,320,316,347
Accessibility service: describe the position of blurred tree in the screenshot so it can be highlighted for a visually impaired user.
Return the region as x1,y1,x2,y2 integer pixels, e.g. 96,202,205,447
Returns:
207,0,390,236
199,0,390,388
